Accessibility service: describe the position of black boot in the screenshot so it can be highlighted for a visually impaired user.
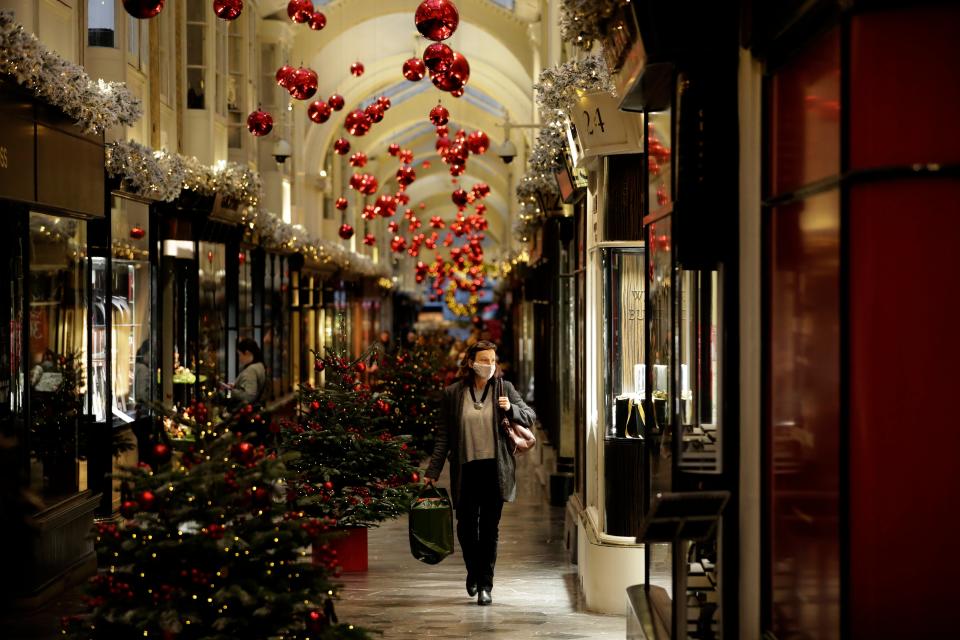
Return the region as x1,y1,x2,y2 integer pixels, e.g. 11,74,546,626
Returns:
477,588,492,606
466,576,478,597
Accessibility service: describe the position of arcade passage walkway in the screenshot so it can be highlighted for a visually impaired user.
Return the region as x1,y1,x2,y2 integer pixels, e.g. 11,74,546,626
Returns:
336,457,624,639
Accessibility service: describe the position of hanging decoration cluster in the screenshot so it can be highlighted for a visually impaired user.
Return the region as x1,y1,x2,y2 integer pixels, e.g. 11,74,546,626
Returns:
287,0,326,31
0,11,142,134
558,0,622,49
404,0,470,96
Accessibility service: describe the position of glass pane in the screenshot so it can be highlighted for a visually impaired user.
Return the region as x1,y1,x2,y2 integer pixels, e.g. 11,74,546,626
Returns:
187,0,206,22
88,0,115,48
198,243,226,386
647,109,673,213
186,24,205,67
187,68,205,110
28,212,87,501
648,217,673,457
238,250,253,340
90,257,107,423
127,16,139,58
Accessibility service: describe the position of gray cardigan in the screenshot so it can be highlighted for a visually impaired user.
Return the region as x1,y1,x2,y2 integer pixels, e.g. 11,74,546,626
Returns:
232,361,266,405
426,377,536,508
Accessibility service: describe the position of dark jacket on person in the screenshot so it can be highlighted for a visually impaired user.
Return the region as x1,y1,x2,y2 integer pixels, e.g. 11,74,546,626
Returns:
232,361,266,406
426,377,536,508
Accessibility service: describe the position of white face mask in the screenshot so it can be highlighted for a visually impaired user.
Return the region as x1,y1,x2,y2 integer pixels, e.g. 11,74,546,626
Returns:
472,362,496,381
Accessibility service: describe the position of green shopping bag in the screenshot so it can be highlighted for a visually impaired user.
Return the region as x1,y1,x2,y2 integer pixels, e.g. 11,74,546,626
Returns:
408,485,454,564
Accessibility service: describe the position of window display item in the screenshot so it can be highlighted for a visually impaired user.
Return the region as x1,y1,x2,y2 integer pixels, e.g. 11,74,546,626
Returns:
615,395,644,439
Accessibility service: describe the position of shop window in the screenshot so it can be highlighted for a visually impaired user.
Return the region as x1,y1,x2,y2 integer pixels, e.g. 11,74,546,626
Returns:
215,13,228,117
198,242,227,385
27,211,88,502
238,249,254,343
158,5,175,106
127,13,149,72
88,0,115,48
647,108,673,215
186,0,207,109
227,15,245,149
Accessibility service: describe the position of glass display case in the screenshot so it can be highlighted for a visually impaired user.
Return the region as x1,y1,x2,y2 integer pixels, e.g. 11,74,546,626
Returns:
27,211,88,501
198,241,227,386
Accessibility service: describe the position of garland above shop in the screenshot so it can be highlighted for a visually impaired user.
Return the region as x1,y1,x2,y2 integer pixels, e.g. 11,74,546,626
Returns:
559,0,622,49
533,54,615,115
0,11,142,134
105,140,186,202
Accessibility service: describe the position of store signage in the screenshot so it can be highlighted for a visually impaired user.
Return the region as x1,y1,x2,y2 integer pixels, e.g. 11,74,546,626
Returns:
570,91,642,158
0,86,36,203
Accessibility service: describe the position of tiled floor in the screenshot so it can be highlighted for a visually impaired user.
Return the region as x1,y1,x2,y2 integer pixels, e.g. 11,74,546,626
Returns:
335,457,625,639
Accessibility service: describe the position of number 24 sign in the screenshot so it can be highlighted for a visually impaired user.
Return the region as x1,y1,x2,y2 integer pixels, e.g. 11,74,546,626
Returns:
570,91,640,158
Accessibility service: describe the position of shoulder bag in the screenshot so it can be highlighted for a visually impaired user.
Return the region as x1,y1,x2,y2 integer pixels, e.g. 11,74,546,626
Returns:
497,378,536,455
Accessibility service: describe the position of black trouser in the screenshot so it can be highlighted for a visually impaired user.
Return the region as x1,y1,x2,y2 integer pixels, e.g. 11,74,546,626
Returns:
456,458,504,591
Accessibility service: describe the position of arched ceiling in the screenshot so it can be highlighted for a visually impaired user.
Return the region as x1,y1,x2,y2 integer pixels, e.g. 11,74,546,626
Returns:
266,0,536,258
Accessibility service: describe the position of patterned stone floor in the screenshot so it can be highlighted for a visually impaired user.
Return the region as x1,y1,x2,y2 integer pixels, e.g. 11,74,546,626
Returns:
335,457,625,639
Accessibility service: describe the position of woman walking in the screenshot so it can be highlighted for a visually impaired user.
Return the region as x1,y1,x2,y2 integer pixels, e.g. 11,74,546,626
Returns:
424,340,536,605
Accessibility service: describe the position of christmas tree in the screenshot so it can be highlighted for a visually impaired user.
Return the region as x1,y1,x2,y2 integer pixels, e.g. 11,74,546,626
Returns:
63,407,368,640
373,345,448,459
285,350,420,528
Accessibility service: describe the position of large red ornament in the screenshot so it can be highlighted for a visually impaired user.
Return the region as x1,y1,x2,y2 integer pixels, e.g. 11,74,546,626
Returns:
415,0,460,41
350,61,365,77
307,100,332,124
429,104,449,126
276,64,296,88
287,0,314,23
123,0,165,19
213,0,243,20
328,94,345,111
333,138,351,155
467,131,489,155
396,165,417,187
246,109,273,136
431,52,470,92
349,152,368,168
344,109,372,136
335,197,348,210
289,67,318,100
339,224,355,240
402,57,426,82
423,43,454,74
309,11,326,30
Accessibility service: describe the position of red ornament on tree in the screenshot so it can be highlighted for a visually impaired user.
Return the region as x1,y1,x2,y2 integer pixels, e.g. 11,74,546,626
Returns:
123,0,165,19
120,500,138,519
350,61,365,77
314,359,325,372
349,152,368,168
212,0,243,21
333,138,351,155
344,109,372,136
129,225,146,240
423,42,454,74
308,11,326,30
429,103,449,126
338,224,355,240
328,94,345,111
415,0,460,41
138,490,156,510
276,64,297,88
335,197,348,210
152,443,171,462
246,109,273,136
363,233,376,246
307,100,331,124
288,67,318,100
287,0,313,23
402,57,426,82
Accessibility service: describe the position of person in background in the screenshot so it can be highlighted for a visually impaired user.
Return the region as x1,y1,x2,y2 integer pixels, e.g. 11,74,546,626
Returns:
424,340,536,606
224,338,266,409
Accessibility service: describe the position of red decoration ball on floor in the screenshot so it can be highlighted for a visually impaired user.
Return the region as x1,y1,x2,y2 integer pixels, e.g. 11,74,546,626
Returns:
415,0,460,41
328,94,345,111
287,0,314,23
350,61,365,77
402,57,426,82
339,223,355,240
309,11,326,30
213,0,243,20
246,109,273,136
429,103,449,126
307,100,332,124
423,42,454,74
344,109,372,136
333,138,351,155
123,0,165,19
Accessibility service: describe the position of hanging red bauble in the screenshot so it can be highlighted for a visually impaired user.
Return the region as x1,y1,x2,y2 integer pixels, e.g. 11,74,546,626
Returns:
472,182,490,198
402,57,426,82
451,87,465,98
451,188,469,207
238,251,246,264
287,0,314,23
246,109,273,136
396,165,417,187
436,136,451,152
466,130,490,154
314,359,325,372
344,109,372,136
288,67,318,100
334,138,351,155
399,149,414,164
431,69,462,92
309,11,326,30
432,52,469,92
350,61,365,77
307,100,332,124
449,163,466,176
338,224,355,240
422,160,432,169
123,0,165,19
276,64,297,88
387,143,401,156
374,194,397,217
348,173,363,190
349,152,368,168
129,225,146,240
387,220,399,233
377,96,392,110
390,236,407,252
397,192,411,205
120,500,138,519
361,204,377,220
423,42,454,74
328,94,345,111
335,197,348,210
364,103,384,123
363,233,377,246
415,0,460,41
213,0,243,20
429,103,449,126
152,442,171,462
138,490,156,510
358,174,378,195
207,250,215,263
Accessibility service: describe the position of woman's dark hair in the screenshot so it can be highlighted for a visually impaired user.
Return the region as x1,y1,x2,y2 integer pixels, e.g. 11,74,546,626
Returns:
457,340,502,380
237,338,263,363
